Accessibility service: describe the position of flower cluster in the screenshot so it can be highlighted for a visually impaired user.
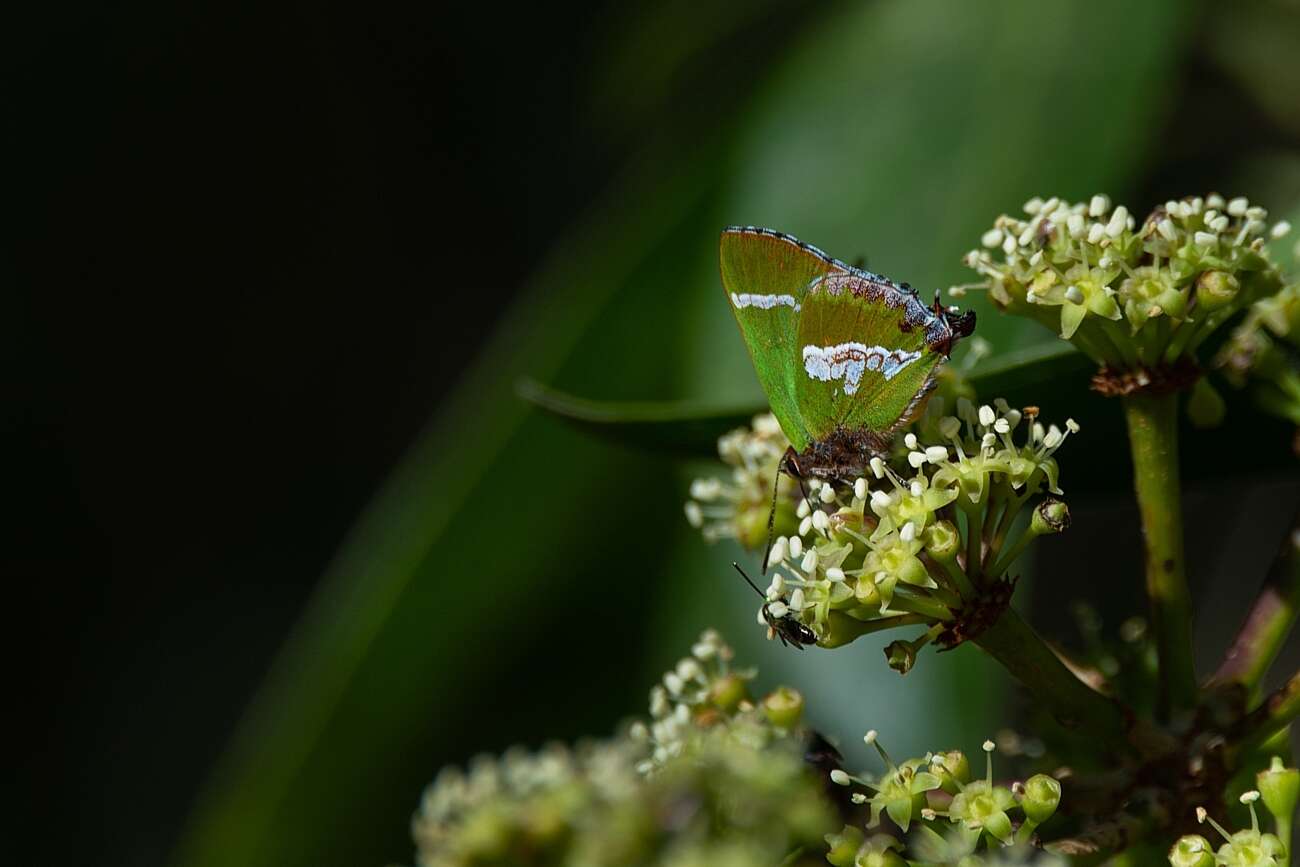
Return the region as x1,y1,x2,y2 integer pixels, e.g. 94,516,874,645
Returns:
1169,758,1299,867
958,194,1292,381
826,733,1063,866
1217,282,1300,429
685,413,798,547
689,400,1076,672
410,631,833,867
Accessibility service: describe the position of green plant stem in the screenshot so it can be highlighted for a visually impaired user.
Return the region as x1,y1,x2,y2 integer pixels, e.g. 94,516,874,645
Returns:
1234,671,1300,752
1123,391,1197,718
975,608,1133,752
891,585,954,621
963,501,985,581
1276,814,1293,867
1212,516,1300,691
987,526,1040,579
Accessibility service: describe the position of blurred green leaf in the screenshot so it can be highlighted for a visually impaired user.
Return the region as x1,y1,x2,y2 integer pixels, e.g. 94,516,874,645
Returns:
519,342,1090,457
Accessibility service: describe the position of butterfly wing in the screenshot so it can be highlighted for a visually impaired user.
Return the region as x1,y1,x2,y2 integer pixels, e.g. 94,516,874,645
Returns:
719,227,849,452
794,272,946,442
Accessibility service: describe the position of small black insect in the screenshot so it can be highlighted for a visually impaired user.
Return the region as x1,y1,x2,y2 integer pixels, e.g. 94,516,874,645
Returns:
732,562,818,649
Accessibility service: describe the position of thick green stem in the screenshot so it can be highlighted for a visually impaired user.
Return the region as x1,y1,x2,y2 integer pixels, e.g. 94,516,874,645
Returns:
1234,671,1300,752
1123,392,1197,718
1212,517,1300,691
975,608,1133,752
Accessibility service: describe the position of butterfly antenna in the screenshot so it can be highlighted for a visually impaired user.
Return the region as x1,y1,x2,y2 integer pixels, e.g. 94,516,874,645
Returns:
732,562,767,600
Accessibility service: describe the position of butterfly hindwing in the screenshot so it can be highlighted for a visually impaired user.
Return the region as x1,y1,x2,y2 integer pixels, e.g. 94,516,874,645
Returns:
793,272,943,442
720,227,849,452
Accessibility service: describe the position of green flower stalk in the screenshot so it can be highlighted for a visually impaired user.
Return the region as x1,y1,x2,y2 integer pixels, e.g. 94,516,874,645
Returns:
688,401,1077,672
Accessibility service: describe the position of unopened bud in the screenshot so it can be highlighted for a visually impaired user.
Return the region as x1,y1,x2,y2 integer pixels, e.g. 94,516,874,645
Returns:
884,639,918,675
1257,756,1300,826
708,673,748,712
1196,269,1240,311
1031,498,1071,535
1168,835,1215,867
923,519,961,561
1020,773,1062,824
762,686,804,729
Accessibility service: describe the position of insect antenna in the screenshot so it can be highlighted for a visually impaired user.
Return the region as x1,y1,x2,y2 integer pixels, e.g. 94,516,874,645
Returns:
732,561,768,600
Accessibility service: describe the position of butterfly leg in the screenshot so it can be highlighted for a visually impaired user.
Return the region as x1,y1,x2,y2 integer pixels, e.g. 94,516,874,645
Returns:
762,446,804,573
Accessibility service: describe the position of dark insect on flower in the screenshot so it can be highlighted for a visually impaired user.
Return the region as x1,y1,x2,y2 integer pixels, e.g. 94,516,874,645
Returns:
732,562,818,649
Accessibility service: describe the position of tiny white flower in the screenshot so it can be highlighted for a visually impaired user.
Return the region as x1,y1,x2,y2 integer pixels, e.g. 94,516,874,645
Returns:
819,483,836,503
1089,194,1110,217
1023,196,1044,214
1228,196,1249,217
1194,231,1218,246
981,228,1004,248
826,567,846,582
798,515,813,536
925,445,947,463
789,588,806,610
854,478,869,499
904,432,919,449
1064,285,1084,304
908,451,926,469
830,769,851,786
801,549,818,572
812,509,830,531
768,536,788,564
1106,206,1128,238
978,404,996,426
684,502,703,528
788,535,803,559
1087,222,1106,244
1157,218,1178,241
1272,220,1292,239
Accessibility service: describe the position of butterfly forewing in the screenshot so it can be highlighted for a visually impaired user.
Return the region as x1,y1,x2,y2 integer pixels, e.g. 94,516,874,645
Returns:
720,227,850,453
793,276,942,442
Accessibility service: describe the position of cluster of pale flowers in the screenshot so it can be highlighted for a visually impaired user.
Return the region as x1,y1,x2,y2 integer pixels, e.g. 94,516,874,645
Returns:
957,194,1292,367
687,399,1076,663
823,731,1062,867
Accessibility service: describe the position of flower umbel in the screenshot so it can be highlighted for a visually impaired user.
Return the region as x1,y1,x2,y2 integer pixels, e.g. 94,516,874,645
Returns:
689,400,1077,671
959,194,1293,391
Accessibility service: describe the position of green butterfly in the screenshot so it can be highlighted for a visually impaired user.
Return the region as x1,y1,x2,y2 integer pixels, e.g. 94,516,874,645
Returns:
720,226,976,483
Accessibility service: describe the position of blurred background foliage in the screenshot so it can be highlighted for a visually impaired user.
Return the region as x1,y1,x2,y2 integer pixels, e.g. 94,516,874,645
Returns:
13,0,1300,865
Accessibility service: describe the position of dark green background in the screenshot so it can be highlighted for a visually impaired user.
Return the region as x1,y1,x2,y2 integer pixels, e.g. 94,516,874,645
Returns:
13,1,1300,865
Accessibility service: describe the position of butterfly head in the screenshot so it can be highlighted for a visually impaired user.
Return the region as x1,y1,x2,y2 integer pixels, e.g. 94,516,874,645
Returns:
930,291,977,357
